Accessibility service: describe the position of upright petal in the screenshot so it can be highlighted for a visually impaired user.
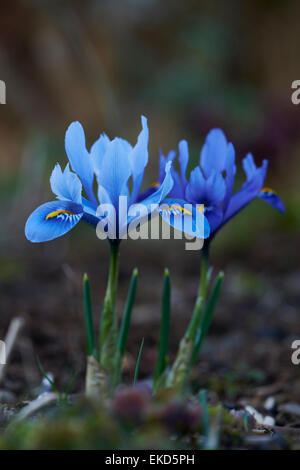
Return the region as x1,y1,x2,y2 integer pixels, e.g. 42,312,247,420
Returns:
140,160,174,209
185,167,226,207
50,163,82,205
185,167,206,204
127,160,174,229
129,116,149,204
25,200,83,243
65,121,96,204
178,139,189,186
159,150,176,182
90,133,110,178
200,128,228,178
97,138,131,208
242,153,257,181
222,143,236,214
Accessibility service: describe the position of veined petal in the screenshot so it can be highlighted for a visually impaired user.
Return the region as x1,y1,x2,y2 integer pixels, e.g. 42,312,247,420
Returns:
159,150,176,182
206,171,226,206
158,150,183,199
185,167,225,207
242,153,257,181
159,199,210,239
50,163,82,205
90,133,110,178
200,128,228,178
65,121,96,204
129,116,149,203
185,167,206,203
97,137,132,208
25,200,83,243
139,160,174,210
126,160,174,231
258,187,285,214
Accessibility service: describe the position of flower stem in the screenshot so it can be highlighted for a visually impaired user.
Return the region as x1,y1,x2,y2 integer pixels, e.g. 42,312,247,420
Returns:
167,243,210,392
98,240,120,374
186,243,210,342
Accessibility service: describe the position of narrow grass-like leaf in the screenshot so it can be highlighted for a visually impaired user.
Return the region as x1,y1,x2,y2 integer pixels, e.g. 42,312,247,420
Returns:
83,273,95,357
133,337,144,385
199,389,209,437
118,268,138,358
36,356,60,397
204,406,222,450
154,269,171,389
192,271,224,365
243,410,249,432
62,370,78,402
114,268,138,386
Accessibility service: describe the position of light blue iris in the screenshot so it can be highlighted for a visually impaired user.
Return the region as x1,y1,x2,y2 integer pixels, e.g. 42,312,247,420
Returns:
154,128,285,239
25,116,174,243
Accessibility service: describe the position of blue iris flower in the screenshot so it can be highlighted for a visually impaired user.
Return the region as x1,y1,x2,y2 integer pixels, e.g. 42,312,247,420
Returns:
25,116,174,243
151,128,285,239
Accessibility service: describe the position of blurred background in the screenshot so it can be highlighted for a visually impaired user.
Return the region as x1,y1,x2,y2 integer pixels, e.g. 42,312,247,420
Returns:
0,0,300,405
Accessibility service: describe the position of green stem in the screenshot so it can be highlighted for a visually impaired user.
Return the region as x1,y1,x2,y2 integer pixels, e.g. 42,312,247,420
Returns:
167,244,210,392
186,243,210,342
98,241,120,372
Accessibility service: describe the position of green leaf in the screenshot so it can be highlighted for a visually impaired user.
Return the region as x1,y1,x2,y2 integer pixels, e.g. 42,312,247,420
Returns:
114,268,138,386
118,268,138,358
36,356,60,397
154,269,171,390
199,389,209,436
133,338,144,385
192,271,224,365
63,370,78,402
83,273,95,357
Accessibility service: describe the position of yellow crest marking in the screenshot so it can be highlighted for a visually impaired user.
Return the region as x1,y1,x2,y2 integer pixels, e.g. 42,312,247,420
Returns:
46,209,76,220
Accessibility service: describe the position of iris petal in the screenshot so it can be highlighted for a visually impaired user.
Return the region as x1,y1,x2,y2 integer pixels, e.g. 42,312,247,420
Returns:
65,121,96,204
242,153,257,181
222,143,236,214
185,167,225,206
259,188,285,214
126,161,174,232
90,133,110,179
129,116,149,204
139,160,174,210
50,163,82,205
200,128,228,178
159,199,210,239
185,167,206,203
205,207,223,234
25,200,83,243
97,137,132,208
178,139,188,186
224,159,268,224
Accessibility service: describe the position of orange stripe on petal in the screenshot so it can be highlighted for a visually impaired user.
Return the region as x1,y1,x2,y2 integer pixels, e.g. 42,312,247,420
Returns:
260,187,277,195
150,181,160,188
